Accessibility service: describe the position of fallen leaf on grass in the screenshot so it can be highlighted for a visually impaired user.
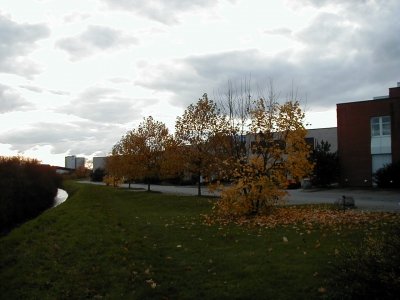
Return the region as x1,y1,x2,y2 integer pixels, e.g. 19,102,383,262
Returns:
282,236,288,243
204,206,400,230
146,279,157,289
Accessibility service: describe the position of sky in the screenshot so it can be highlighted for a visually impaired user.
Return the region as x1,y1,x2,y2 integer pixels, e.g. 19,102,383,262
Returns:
0,0,399,167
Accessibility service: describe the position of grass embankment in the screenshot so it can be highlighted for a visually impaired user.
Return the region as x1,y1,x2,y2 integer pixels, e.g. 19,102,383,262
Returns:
0,182,397,299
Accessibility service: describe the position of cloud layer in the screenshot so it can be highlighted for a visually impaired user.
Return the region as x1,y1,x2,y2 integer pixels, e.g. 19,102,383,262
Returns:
136,0,400,109
0,14,50,77
0,120,125,155
99,0,222,24
0,84,33,113
56,25,138,60
58,86,155,123
1,0,399,165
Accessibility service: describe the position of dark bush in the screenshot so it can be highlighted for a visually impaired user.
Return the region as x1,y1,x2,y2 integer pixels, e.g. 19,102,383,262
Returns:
90,168,106,182
0,156,62,232
328,225,400,299
373,161,400,188
311,140,339,187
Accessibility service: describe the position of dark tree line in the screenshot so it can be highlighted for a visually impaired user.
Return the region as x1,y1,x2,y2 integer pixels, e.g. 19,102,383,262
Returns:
0,156,62,233
311,140,339,187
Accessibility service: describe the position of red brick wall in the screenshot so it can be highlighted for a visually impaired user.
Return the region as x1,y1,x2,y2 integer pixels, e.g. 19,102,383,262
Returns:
391,93,400,162
337,90,400,186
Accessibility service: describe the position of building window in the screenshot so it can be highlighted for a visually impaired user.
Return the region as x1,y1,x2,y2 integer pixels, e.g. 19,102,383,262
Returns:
371,116,391,137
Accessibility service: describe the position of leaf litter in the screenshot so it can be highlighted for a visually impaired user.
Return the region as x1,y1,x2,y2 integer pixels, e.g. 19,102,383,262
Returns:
203,206,400,230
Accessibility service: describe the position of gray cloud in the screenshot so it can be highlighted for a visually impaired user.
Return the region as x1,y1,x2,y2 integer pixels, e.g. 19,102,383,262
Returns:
99,0,223,25
0,120,126,155
56,25,139,60
296,12,351,48
19,85,43,93
58,86,155,123
136,50,298,107
136,0,400,111
0,84,33,113
19,84,70,96
0,14,50,78
48,89,70,96
19,85,70,96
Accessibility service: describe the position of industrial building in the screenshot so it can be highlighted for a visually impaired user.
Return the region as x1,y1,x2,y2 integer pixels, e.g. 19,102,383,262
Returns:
93,157,107,171
337,83,400,186
65,155,86,170
305,127,337,152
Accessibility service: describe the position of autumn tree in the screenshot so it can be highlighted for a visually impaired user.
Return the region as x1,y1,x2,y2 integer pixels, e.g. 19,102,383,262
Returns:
160,137,186,183
175,94,228,196
105,142,126,187
214,79,253,181
108,116,172,191
215,86,313,216
136,116,173,191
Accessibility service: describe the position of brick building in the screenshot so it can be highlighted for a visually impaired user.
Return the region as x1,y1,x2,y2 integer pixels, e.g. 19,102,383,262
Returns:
337,83,400,186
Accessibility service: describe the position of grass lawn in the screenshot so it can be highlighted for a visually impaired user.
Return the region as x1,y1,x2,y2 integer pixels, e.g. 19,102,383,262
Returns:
0,181,397,299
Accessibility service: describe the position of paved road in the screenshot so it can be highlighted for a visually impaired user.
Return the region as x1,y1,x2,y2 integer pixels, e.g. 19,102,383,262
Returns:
286,188,400,212
79,181,400,212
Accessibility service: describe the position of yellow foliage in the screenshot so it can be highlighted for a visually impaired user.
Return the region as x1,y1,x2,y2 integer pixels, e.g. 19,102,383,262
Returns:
215,98,313,216
103,175,122,187
106,116,173,190
175,94,230,195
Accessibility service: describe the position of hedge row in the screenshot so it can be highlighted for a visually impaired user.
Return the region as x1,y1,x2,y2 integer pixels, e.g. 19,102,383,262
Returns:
374,161,400,188
0,156,62,232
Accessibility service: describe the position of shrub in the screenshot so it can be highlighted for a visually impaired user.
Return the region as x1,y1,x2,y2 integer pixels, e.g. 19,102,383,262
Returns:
0,156,62,232
373,161,400,188
328,225,400,299
90,168,106,182
311,140,339,187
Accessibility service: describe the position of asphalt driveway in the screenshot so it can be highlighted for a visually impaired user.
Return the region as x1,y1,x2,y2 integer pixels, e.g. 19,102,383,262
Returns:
286,188,400,212
79,181,400,212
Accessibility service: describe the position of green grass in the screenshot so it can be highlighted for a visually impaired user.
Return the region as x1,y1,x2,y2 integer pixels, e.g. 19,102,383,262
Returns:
0,182,393,299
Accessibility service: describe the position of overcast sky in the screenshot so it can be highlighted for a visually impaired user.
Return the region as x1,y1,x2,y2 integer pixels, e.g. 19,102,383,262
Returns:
1,0,399,166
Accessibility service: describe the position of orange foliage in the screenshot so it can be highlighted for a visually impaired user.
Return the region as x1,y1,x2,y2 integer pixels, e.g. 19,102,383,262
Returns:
106,116,173,190
175,94,229,195
215,98,313,216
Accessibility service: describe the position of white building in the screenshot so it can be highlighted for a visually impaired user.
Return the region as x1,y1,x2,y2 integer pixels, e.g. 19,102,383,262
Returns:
305,127,337,152
93,157,107,171
65,155,86,169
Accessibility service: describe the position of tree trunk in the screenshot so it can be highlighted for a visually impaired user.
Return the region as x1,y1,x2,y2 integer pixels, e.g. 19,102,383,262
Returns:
128,181,131,189
197,172,202,197
147,181,151,192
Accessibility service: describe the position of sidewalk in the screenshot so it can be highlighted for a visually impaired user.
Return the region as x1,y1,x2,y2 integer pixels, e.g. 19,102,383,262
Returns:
78,181,400,212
